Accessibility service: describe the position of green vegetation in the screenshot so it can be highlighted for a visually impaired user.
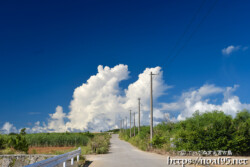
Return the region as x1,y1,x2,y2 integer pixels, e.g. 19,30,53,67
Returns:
25,132,89,147
1,128,29,153
120,110,250,155
81,133,111,154
0,130,111,155
107,129,120,134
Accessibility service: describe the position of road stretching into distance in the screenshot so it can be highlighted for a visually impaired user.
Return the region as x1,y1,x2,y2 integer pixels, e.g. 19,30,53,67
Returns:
86,134,250,167
86,134,173,167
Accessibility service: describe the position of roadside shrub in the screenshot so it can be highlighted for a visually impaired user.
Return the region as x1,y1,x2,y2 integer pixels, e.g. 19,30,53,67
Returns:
0,136,6,149
8,128,29,153
228,110,250,155
119,110,250,155
96,147,108,154
90,133,110,154
13,134,29,153
152,134,166,148
120,126,150,151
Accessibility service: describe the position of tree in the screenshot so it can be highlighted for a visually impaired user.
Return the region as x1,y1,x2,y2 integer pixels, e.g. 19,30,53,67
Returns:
8,128,29,153
228,110,250,155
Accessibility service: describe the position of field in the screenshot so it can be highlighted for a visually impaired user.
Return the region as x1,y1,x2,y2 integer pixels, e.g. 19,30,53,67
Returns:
120,110,250,156
28,146,75,154
25,132,90,147
0,131,111,155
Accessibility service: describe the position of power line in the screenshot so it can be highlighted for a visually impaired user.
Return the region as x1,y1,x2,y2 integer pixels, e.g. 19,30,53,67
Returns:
166,0,207,63
166,0,219,68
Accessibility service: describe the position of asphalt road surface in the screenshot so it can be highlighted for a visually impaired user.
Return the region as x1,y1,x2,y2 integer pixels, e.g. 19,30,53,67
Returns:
86,135,250,167
86,134,172,167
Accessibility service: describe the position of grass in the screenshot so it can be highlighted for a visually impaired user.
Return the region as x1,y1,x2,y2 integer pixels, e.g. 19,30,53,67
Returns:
119,126,150,151
27,146,75,154
0,148,17,155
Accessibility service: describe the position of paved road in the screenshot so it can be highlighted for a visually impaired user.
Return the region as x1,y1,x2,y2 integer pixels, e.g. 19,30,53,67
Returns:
86,134,172,167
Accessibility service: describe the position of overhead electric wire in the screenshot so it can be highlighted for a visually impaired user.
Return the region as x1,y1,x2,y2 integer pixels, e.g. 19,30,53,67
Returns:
166,0,219,68
166,0,207,63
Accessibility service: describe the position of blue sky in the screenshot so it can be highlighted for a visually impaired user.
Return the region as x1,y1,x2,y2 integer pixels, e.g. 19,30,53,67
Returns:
0,0,250,132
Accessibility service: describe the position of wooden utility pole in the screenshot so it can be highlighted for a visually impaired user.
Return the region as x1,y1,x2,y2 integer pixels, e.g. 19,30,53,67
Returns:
150,72,156,142
138,98,141,134
120,120,122,133
130,110,131,138
122,119,124,132
134,112,135,136
125,116,127,129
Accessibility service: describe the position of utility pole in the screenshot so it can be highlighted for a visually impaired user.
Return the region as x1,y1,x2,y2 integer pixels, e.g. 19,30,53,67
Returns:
150,71,156,142
130,110,132,138
134,112,136,136
125,116,127,129
120,120,122,133
122,119,124,133
138,98,141,134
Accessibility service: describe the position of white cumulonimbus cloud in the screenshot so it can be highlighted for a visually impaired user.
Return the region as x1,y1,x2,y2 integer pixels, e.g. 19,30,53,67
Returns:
65,65,168,132
1,64,250,133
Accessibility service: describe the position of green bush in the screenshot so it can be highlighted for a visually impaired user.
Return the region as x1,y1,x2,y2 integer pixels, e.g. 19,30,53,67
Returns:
152,134,166,148
6,128,29,153
120,126,150,151
90,133,110,154
13,134,29,153
173,111,234,151
228,110,250,155
96,147,108,154
119,110,250,155
0,136,6,149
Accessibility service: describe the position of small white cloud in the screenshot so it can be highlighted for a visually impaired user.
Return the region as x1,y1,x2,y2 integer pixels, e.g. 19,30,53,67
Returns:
35,121,40,126
26,121,47,133
222,45,240,55
26,106,67,133
222,45,248,56
47,106,67,132
1,122,17,134
223,84,239,101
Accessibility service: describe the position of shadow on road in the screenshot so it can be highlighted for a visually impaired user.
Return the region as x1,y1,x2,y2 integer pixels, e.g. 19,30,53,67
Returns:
83,160,93,167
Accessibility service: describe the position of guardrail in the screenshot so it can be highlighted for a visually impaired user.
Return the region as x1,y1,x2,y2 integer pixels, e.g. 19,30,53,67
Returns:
25,147,81,167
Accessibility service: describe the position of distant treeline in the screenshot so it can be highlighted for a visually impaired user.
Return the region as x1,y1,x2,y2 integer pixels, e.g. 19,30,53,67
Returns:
107,129,120,134
120,110,250,155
